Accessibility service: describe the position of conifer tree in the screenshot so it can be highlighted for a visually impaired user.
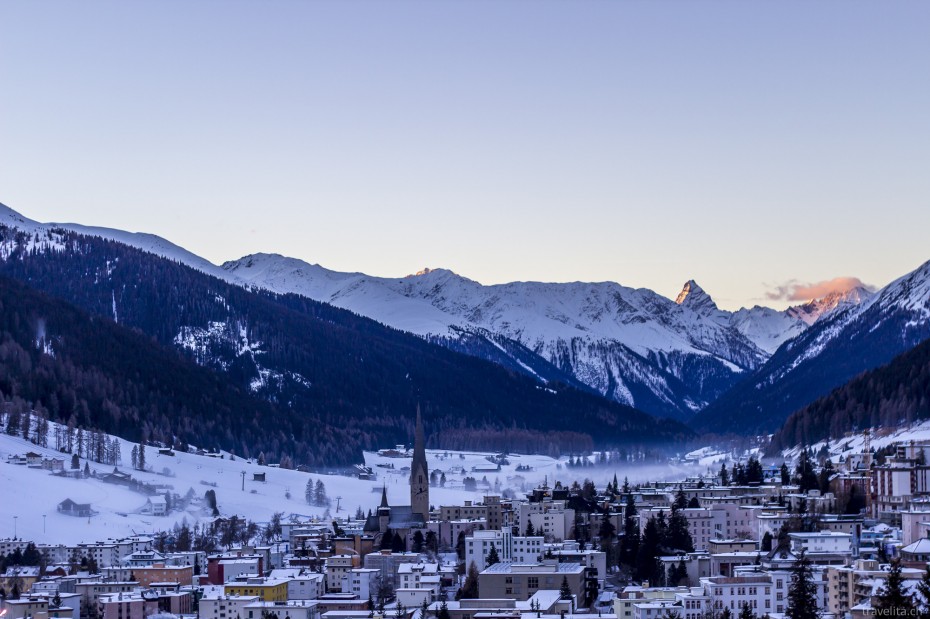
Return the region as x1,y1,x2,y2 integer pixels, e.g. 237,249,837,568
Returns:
875,559,914,614
621,493,640,569
459,563,480,599
794,450,818,493
673,486,688,511
916,564,930,619
785,551,818,619
559,576,573,609
486,544,500,566
380,529,395,551
780,463,791,486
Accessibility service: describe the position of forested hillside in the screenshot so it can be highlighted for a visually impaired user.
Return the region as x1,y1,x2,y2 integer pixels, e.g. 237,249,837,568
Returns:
0,275,305,458
771,336,930,450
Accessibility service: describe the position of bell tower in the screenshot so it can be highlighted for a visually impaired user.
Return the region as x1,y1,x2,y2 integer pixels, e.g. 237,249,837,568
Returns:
410,405,430,521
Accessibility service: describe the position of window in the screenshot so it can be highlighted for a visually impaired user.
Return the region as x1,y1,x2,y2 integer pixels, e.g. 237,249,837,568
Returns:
528,577,539,589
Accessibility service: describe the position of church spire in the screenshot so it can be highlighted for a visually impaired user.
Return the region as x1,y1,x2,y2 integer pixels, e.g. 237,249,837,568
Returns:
410,403,429,522
380,485,389,508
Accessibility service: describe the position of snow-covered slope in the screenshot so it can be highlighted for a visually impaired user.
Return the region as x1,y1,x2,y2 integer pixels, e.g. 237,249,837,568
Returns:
0,202,232,281
0,425,702,545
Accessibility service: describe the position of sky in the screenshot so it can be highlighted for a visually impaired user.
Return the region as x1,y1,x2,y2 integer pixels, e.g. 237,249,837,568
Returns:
1,1,928,310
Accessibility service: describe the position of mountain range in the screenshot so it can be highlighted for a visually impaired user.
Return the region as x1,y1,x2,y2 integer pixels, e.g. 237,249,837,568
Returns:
0,202,871,422
2,201,929,449
0,203,690,464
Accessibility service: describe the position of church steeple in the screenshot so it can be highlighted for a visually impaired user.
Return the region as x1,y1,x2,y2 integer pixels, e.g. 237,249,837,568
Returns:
380,485,389,509
410,404,429,522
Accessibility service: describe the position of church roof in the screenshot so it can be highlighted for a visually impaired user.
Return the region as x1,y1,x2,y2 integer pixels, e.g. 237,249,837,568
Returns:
388,506,426,529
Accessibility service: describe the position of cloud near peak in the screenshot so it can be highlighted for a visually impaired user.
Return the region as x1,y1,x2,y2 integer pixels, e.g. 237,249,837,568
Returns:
766,276,875,302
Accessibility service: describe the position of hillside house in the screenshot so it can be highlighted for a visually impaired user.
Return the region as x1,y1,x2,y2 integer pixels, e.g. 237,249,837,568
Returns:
57,499,95,517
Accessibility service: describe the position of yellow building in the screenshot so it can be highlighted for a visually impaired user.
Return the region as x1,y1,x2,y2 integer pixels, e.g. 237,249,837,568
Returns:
224,579,289,602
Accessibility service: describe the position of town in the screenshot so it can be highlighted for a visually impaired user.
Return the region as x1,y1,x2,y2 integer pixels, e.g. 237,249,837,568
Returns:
3,412,930,619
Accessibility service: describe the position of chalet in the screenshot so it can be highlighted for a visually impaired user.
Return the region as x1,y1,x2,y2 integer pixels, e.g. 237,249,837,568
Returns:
141,496,168,516
43,458,65,472
253,472,266,482
158,448,175,456
26,452,43,466
58,499,95,517
101,468,134,487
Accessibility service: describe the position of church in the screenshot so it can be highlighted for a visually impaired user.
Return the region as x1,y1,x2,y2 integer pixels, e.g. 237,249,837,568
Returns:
364,407,430,545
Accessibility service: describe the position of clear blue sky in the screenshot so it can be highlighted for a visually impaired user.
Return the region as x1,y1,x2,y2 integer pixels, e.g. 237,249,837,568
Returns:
2,1,928,309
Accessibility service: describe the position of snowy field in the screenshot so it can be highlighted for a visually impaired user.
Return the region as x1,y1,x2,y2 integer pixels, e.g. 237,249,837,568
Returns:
0,427,709,545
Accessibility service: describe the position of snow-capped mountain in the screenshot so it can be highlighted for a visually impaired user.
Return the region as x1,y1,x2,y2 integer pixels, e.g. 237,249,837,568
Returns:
787,286,874,326
222,254,784,419
0,201,876,422
692,259,930,434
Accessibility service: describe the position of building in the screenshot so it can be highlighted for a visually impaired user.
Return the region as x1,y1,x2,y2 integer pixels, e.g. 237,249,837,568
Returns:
477,561,585,602
324,555,358,593
342,568,379,599
207,552,265,584
515,500,574,541
141,496,167,516
57,499,95,518
268,568,325,600
362,551,423,589
464,529,544,572
200,593,261,619
118,563,194,587
872,443,930,522
243,599,318,619
1,566,41,594
824,559,925,615
614,586,690,619
224,577,289,602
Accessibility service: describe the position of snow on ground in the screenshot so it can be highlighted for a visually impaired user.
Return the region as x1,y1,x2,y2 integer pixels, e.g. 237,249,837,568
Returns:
0,426,708,545
781,419,930,462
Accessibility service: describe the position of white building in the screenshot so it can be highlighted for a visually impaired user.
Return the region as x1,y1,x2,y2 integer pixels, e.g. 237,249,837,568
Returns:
243,600,318,619
269,569,325,600
515,501,574,541
465,530,544,571
200,594,261,619
342,568,379,599
789,532,853,556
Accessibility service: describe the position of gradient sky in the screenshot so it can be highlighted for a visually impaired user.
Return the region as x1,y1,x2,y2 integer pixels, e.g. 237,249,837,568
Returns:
2,1,928,310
